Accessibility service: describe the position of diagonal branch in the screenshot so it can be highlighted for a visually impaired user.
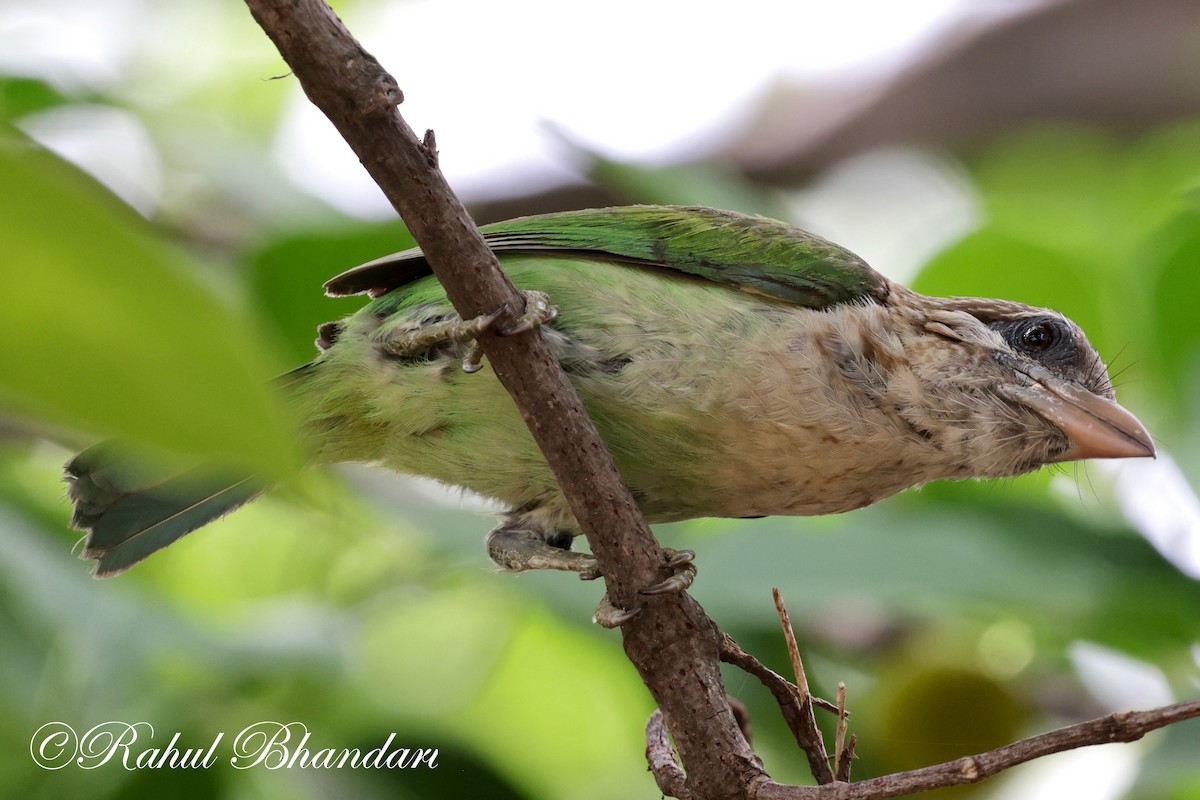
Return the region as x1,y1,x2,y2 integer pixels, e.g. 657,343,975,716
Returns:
241,1,761,798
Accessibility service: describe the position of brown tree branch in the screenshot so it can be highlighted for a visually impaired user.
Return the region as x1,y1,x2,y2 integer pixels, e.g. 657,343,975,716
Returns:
719,632,834,783
241,1,760,798
750,698,1200,800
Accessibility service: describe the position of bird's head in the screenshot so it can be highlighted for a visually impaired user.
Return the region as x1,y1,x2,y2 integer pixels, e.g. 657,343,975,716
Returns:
892,290,1155,479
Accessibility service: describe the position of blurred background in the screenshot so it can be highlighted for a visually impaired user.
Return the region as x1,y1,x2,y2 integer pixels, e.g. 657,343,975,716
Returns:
2,0,1200,797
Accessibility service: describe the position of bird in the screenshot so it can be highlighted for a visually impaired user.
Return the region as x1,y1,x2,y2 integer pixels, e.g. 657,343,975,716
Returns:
65,205,1154,593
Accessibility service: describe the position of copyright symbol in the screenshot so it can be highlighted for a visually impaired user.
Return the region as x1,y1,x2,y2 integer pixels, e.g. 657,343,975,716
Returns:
30,722,78,770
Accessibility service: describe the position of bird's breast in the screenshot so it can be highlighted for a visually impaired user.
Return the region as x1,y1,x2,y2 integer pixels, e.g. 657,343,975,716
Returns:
668,303,955,518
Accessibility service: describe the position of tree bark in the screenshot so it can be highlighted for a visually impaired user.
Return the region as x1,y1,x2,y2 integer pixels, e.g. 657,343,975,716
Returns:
242,1,762,797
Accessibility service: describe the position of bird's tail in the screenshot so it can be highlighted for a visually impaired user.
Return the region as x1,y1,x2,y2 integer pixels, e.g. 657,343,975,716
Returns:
65,443,266,577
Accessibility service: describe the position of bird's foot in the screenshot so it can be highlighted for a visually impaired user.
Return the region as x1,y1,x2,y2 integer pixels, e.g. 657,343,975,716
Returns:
379,290,557,372
486,520,600,577
592,548,697,628
380,307,500,359
641,548,697,595
461,290,558,373
486,516,696,627
594,594,643,627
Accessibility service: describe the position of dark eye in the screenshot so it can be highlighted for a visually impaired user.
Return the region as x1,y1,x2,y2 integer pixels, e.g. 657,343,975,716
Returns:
992,315,1077,365
1018,321,1057,353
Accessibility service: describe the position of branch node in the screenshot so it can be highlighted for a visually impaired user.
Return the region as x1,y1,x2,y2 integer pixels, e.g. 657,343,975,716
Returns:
365,73,404,115
422,128,439,167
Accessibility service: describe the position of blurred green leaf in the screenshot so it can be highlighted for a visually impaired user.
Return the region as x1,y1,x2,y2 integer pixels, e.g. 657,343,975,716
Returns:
973,125,1131,264
588,154,781,216
687,497,1200,656
913,229,1108,349
0,136,296,471
244,225,407,363
1126,122,1200,230
0,77,72,122
1145,211,1200,411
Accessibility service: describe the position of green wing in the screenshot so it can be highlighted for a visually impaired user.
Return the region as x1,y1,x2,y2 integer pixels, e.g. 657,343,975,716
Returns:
324,205,889,309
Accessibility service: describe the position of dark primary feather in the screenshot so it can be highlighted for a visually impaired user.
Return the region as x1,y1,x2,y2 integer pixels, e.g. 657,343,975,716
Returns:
324,205,890,309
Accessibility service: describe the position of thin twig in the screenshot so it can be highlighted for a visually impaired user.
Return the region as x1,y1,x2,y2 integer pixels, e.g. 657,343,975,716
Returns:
833,682,848,778
772,589,834,784
768,589,841,714
773,587,810,700
720,632,835,784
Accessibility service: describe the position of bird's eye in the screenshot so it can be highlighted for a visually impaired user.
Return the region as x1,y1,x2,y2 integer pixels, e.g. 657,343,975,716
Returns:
1019,322,1057,353
992,315,1077,365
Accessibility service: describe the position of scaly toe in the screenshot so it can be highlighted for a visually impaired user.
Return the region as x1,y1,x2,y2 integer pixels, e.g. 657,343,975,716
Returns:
640,548,697,595
593,594,643,628
498,291,558,336
666,549,696,568
461,342,485,373
578,560,603,581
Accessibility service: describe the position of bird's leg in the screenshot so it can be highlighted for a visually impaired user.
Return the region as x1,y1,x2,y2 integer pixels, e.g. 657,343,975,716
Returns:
380,307,504,361
487,509,697,628
462,290,558,372
379,290,557,372
593,549,697,628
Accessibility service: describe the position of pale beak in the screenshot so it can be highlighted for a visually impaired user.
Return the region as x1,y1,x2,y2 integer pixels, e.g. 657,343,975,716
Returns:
1003,364,1155,462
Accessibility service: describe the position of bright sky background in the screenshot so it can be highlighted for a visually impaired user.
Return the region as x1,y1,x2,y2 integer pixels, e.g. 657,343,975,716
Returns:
2,0,1038,214
281,0,1035,212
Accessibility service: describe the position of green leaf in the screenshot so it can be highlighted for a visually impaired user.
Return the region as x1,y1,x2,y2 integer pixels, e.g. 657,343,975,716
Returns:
0,134,296,471
912,228,1109,351
1144,210,1200,414
973,125,1131,265
589,154,779,215
243,224,404,363
0,77,72,122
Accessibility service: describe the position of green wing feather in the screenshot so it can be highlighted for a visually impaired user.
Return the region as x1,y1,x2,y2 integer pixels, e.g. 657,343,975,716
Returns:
324,205,890,309
67,443,264,577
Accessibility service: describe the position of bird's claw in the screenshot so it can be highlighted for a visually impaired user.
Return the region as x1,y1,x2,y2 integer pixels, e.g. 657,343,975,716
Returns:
461,344,486,373
640,548,697,595
460,291,557,372
593,594,643,628
590,548,697,626
578,562,603,581
484,516,695,626
497,291,558,336
581,547,696,594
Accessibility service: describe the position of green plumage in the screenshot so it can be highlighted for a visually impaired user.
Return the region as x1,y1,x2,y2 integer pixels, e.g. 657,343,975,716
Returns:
70,205,885,576
326,205,889,307
65,205,1148,580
